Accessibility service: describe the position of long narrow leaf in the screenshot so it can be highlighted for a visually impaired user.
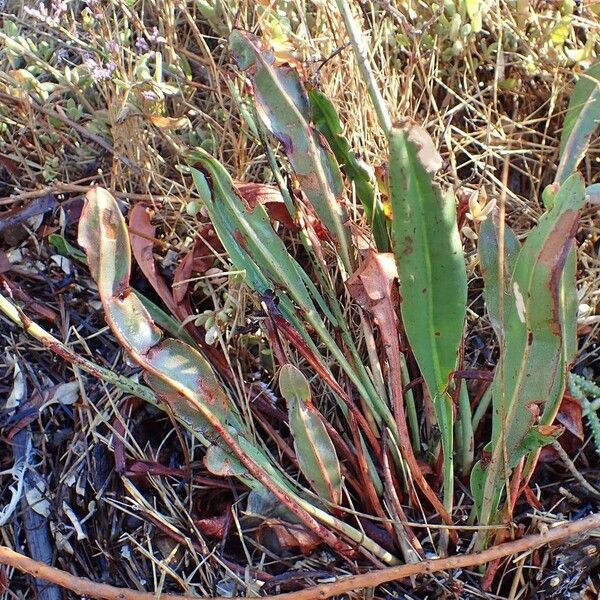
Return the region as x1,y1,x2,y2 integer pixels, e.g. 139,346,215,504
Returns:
229,30,352,268
387,121,468,512
309,88,389,251
556,61,600,184
473,174,586,540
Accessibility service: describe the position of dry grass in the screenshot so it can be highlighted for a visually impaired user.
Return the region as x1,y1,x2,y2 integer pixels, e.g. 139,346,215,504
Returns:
2,1,600,598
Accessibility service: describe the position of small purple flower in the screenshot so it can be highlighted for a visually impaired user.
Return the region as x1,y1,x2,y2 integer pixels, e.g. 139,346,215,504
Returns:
135,37,149,52
84,55,116,81
149,27,166,44
141,90,159,101
105,40,119,53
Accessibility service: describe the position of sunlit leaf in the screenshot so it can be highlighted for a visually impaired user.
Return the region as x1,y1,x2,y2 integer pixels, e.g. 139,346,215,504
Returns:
279,365,342,506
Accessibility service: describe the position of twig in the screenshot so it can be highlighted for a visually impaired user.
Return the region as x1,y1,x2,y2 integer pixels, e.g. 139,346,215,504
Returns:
1,512,600,600
552,440,600,499
0,183,172,206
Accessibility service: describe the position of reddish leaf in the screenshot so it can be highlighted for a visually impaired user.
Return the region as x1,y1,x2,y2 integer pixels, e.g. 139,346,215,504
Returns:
124,460,238,489
522,485,543,510
556,393,584,440
236,182,295,229
259,519,322,554
172,224,222,304
347,250,457,540
0,154,19,178
128,204,179,317
195,515,229,539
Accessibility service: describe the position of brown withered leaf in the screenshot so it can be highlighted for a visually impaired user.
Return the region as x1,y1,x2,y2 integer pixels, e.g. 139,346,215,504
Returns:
347,251,398,328
259,519,321,554
556,394,584,440
172,224,222,304
235,182,295,229
129,203,179,317
347,250,457,541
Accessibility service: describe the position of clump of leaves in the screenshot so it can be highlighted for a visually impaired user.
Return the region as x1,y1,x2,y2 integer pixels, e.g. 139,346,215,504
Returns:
5,3,600,591
67,27,600,572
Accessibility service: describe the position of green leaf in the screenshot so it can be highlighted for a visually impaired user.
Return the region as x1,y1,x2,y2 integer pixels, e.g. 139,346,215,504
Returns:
189,149,387,427
556,61,600,184
49,233,196,346
388,122,467,401
510,426,562,469
279,363,311,402
308,88,389,251
387,121,467,511
279,365,342,506
49,233,87,262
473,174,586,536
229,30,351,268
478,217,521,337
77,188,242,429
189,153,334,328
204,444,247,477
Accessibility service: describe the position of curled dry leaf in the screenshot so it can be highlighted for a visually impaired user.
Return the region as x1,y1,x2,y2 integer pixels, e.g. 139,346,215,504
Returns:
556,394,584,440
172,224,222,304
347,250,457,540
260,519,322,554
236,182,295,229
129,203,179,317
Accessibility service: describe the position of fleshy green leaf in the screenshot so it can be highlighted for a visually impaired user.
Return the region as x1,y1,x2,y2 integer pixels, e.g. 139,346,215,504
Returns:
229,30,351,268
556,61,600,184
473,174,586,537
279,365,342,506
478,216,521,336
387,121,467,510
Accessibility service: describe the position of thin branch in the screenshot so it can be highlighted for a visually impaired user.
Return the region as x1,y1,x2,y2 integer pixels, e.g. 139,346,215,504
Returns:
2,512,600,600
